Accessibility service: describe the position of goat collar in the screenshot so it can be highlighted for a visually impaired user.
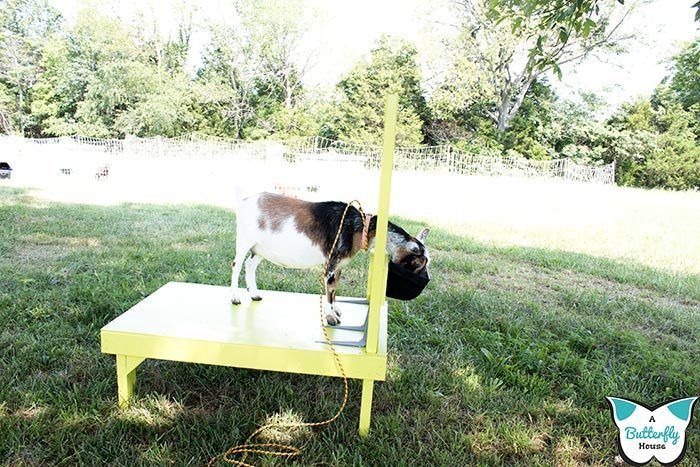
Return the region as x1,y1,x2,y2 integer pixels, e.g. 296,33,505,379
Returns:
360,213,372,251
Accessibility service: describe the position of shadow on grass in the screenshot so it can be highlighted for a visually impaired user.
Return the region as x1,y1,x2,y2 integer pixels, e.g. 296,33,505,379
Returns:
1,197,698,465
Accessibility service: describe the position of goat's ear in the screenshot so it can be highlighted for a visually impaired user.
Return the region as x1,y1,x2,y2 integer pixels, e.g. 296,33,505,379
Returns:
416,228,430,243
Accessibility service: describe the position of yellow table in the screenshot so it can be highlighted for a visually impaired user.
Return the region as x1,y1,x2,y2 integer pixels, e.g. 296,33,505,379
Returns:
101,282,387,433
101,94,399,436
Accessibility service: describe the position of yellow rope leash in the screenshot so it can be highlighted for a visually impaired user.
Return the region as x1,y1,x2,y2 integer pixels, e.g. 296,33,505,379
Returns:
209,200,366,467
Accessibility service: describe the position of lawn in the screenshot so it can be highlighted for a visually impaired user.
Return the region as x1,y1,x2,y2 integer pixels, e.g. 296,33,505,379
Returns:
1,186,698,466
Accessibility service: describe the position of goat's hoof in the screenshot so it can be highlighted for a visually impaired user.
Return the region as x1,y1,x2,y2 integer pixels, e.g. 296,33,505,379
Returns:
231,297,241,305
325,314,340,326
251,295,262,301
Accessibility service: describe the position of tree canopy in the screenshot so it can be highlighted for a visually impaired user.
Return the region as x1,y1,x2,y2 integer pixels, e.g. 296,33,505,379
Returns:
0,0,698,190
325,36,428,146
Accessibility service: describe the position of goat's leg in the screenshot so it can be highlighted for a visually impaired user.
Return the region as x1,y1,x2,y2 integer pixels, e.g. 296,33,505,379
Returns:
324,266,342,325
231,237,253,305
245,253,263,301
329,269,342,316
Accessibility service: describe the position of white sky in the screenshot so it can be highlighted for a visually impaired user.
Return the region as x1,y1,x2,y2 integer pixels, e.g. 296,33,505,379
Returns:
51,0,698,111
552,1,699,109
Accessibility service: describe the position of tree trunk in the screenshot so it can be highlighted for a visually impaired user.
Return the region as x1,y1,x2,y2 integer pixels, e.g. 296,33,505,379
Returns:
283,67,293,108
18,85,24,135
495,74,536,133
496,91,510,133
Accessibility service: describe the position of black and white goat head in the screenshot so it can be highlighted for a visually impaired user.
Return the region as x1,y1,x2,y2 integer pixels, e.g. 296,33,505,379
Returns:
231,192,430,325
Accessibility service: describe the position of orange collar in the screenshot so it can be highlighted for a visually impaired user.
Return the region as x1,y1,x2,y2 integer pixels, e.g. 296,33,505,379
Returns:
360,214,372,251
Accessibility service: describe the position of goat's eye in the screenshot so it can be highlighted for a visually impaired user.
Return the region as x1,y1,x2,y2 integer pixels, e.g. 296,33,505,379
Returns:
409,244,420,254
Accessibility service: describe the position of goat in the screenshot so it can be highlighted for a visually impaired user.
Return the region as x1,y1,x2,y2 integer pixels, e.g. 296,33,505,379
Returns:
231,192,430,325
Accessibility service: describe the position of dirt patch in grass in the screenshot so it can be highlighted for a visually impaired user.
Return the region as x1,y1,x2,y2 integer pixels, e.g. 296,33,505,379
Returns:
476,258,699,312
170,241,211,251
5,234,103,267
20,233,102,248
9,244,71,265
0,187,47,208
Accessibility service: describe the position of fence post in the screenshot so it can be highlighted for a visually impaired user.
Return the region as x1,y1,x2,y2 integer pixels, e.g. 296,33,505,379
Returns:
446,145,452,173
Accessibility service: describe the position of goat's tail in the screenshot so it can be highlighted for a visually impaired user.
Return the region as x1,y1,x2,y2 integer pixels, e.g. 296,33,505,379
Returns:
234,184,245,203
233,183,257,211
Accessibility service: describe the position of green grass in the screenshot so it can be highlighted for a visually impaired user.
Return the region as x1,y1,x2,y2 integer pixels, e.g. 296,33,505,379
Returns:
1,187,698,466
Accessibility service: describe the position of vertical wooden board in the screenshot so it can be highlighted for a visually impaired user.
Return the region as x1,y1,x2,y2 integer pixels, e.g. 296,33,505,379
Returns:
366,94,398,354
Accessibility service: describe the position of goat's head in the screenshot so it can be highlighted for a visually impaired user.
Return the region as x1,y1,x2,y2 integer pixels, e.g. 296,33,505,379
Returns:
387,225,430,274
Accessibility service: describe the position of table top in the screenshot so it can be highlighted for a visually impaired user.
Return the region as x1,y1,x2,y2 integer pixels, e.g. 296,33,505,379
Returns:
101,282,386,356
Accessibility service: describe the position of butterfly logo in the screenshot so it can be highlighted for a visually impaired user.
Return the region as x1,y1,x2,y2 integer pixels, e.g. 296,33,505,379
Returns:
606,396,698,466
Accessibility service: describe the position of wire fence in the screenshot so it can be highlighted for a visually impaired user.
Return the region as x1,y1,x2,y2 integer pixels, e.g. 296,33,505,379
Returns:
1,134,615,184
283,136,615,183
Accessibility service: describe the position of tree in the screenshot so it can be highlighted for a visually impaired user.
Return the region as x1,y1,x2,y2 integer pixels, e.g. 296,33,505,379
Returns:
665,37,700,128
31,8,193,137
0,84,13,132
0,0,60,134
492,0,700,51
195,24,258,138
327,35,429,146
194,0,313,139
136,3,194,76
605,78,700,190
113,71,194,137
237,0,314,109
646,86,700,189
500,80,555,159
488,0,624,66
440,0,633,133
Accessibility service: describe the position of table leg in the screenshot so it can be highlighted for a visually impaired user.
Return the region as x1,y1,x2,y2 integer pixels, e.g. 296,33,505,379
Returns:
359,379,374,436
116,355,144,407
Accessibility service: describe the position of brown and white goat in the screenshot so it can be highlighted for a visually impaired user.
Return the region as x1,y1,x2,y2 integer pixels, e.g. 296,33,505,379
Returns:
231,192,430,325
